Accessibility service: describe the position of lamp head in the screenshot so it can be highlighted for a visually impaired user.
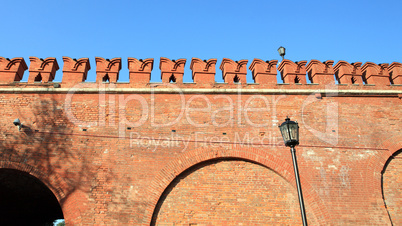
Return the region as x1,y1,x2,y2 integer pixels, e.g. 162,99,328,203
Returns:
278,117,299,147
277,46,286,60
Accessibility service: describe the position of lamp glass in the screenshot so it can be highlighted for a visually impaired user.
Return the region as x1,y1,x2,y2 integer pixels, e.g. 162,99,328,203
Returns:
279,123,290,141
289,122,299,141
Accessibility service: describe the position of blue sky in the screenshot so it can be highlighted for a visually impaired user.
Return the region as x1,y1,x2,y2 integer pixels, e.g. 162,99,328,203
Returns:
1,0,401,83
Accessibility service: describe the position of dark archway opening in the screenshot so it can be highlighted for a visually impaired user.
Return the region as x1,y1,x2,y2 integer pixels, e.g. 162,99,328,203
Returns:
0,169,64,226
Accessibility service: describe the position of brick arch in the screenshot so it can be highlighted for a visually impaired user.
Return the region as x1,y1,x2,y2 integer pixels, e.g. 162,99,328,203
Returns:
381,148,402,225
366,136,402,196
0,160,67,201
0,160,83,225
378,137,402,167
143,146,330,225
364,136,402,224
369,136,402,224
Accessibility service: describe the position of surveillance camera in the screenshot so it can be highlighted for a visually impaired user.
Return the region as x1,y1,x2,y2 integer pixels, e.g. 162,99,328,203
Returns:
13,118,21,126
13,118,23,130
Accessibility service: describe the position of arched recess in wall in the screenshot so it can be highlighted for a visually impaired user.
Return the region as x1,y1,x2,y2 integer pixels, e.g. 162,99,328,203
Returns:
366,136,402,225
0,168,64,225
144,147,330,225
382,148,402,225
152,158,318,225
0,160,85,225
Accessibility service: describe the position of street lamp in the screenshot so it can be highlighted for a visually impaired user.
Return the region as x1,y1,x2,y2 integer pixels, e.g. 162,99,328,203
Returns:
277,46,286,60
279,117,307,226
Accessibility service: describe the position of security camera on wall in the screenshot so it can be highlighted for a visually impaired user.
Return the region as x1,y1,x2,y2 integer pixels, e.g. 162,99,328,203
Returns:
13,118,23,130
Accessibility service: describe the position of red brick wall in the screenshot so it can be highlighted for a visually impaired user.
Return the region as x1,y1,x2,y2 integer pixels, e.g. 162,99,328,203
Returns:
0,56,401,225
0,87,400,225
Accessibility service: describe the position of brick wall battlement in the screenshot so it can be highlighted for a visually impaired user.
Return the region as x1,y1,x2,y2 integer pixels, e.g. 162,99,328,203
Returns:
1,56,402,88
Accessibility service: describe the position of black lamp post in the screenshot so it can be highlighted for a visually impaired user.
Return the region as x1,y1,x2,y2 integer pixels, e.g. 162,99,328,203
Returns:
279,117,307,226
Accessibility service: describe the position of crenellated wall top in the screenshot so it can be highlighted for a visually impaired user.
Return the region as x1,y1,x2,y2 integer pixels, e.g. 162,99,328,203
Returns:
0,56,401,90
